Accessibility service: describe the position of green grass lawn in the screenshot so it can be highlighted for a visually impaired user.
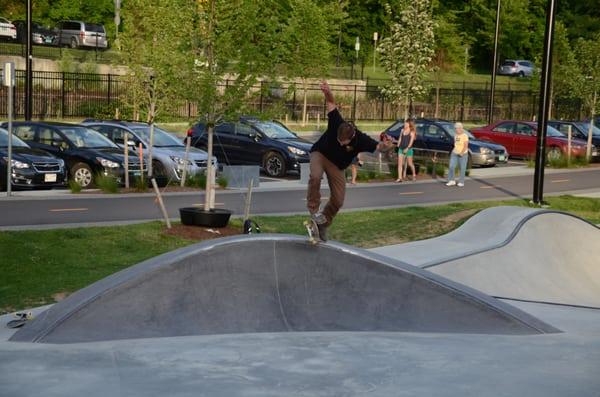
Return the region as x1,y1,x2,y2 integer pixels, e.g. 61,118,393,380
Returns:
1,195,599,314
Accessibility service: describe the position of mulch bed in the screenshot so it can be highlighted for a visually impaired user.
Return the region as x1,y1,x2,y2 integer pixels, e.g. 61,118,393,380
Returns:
163,224,242,241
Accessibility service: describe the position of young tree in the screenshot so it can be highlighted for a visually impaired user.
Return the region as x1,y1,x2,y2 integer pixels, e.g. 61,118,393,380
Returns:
282,0,332,125
431,7,466,117
550,22,580,119
190,0,288,211
120,0,194,176
574,34,600,159
377,0,435,118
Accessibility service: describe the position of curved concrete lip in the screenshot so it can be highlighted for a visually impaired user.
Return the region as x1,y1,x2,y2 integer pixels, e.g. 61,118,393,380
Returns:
372,206,600,308
11,234,558,344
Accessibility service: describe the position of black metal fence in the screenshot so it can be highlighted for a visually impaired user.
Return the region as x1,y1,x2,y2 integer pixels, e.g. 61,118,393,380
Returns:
0,69,585,123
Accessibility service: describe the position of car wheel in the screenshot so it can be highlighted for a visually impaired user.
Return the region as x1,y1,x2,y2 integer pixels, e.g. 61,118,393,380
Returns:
518,71,525,77
70,37,78,49
547,146,562,162
263,152,286,177
152,160,169,187
72,162,94,188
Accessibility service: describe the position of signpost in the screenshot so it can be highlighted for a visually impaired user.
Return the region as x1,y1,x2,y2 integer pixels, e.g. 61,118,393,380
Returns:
3,62,15,196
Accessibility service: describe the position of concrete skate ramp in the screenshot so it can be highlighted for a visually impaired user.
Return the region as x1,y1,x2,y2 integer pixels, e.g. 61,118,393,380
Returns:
372,207,600,308
11,235,557,344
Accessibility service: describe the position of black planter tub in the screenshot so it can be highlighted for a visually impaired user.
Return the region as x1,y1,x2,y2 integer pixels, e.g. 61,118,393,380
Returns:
179,207,232,227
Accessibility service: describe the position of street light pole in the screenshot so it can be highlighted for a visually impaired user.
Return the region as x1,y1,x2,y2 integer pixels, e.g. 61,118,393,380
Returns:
25,0,33,120
488,0,501,125
373,32,378,71
532,0,558,205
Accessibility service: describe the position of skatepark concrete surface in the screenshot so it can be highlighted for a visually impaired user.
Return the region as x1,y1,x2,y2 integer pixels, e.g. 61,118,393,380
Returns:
371,206,600,308
1,207,599,396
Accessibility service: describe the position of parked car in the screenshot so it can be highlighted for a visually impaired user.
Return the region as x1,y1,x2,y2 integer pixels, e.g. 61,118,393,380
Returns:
14,20,57,45
0,17,17,41
498,60,535,77
83,120,217,183
3,122,145,188
548,120,600,148
0,127,67,191
471,121,598,160
57,20,107,49
189,117,312,177
382,119,509,167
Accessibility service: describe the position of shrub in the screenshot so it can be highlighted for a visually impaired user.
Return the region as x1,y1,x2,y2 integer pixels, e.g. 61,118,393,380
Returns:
217,175,228,188
95,174,119,194
68,180,82,193
132,176,148,192
185,172,207,189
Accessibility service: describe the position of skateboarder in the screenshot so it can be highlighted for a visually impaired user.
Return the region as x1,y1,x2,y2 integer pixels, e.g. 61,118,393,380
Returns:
306,81,394,241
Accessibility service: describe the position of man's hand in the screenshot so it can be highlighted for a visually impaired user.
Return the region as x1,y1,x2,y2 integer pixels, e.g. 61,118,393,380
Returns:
320,80,336,112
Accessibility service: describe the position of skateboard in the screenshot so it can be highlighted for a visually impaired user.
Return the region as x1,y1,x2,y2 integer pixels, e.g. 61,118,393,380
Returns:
303,219,322,245
7,312,33,329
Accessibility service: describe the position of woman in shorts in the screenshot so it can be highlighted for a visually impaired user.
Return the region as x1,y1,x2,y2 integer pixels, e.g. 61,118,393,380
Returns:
396,119,416,182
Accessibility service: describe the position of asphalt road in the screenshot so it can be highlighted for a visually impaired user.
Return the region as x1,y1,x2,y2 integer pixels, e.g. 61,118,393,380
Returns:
0,168,599,228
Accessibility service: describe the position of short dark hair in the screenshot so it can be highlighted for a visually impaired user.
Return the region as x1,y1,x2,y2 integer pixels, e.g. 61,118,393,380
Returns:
337,122,355,141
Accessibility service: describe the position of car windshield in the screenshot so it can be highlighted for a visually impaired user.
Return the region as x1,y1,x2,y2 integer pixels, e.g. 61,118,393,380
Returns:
441,123,476,139
131,126,184,147
59,126,118,148
575,123,600,137
0,129,29,148
253,122,297,139
503,61,516,66
545,125,563,137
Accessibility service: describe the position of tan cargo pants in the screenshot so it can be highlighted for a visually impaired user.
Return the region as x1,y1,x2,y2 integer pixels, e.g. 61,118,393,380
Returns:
306,151,346,226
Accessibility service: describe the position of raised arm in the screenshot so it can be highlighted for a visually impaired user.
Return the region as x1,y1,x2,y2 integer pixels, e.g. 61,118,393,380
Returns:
320,81,337,113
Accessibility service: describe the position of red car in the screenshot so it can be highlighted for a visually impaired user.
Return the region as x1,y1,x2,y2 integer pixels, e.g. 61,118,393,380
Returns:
471,120,597,159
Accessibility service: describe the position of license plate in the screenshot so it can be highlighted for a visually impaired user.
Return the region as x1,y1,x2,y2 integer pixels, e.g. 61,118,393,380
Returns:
44,173,57,182
593,150,598,157
498,155,505,161
44,38,52,43
131,171,141,176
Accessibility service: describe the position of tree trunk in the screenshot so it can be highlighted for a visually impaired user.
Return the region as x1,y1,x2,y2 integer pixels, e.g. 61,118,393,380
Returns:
587,90,597,160
204,123,214,211
435,84,440,118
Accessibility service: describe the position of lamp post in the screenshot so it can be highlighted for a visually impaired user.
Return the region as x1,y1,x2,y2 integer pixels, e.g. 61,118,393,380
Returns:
373,32,378,71
488,0,501,124
25,0,33,120
532,0,558,205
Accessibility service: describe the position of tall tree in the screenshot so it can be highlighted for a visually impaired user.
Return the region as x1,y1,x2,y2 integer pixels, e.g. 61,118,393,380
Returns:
282,0,332,125
120,0,194,176
378,0,435,117
574,34,600,159
190,0,288,211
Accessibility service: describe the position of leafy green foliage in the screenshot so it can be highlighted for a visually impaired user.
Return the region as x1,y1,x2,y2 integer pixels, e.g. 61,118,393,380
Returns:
95,174,119,193
378,0,435,116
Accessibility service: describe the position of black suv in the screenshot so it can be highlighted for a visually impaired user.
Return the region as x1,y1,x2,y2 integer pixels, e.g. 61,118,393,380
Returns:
189,118,312,177
382,119,509,167
0,127,67,191
548,120,600,148
5,122,145,188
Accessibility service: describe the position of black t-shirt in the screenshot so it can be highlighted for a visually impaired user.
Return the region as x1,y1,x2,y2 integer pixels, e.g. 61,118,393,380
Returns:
310,108,378,169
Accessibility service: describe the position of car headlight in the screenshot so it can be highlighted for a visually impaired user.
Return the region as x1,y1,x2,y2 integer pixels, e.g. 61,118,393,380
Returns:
9,159,31,169
170,156,193,166
480,147,493,154
288,146,306,156
96,157,120,168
